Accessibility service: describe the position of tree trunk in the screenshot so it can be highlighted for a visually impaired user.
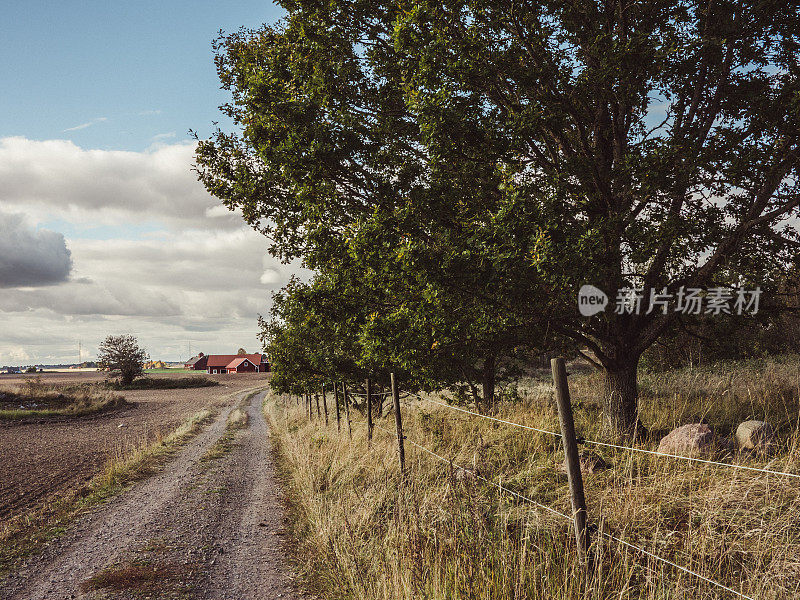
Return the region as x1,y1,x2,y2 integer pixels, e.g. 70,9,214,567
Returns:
481,353,496,414
121,371,135,387
602,357,644,440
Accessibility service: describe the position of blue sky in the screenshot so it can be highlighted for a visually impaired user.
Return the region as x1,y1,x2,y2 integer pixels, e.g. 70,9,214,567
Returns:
0,2,296,365
1,1,283,151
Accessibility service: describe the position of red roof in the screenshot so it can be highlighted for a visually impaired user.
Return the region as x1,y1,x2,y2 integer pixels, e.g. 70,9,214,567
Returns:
206,354,263,368
226,357,251,369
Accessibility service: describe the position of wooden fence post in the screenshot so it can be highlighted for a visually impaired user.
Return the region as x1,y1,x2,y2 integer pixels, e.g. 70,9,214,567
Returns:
334,381,341,431
390,372,406,474
551,357,590,571
366,377,373,443
343,383,352,439
322,384,329,426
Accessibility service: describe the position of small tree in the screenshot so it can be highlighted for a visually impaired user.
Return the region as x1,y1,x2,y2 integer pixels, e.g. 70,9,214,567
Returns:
237,348,247,355
97,335,148,386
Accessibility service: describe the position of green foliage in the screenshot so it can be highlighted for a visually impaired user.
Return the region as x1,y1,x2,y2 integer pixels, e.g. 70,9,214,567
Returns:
97,334,148,387
198,0,800,435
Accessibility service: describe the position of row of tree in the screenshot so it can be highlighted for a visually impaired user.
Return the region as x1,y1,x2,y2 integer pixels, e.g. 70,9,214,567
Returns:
196,0,800,438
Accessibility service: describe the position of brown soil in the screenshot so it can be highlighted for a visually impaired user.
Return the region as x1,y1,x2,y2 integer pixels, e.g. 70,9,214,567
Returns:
0,372,267,520
0,389,304,599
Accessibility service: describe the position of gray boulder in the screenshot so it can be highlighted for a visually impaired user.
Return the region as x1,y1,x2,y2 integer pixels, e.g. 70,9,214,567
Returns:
658,423,717,456
735,420,775,452
557,450,610,476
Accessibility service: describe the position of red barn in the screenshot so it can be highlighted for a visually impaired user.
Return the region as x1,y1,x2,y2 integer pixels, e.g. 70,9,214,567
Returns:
184,353,208,370
226,357,258,373
204,353,268,374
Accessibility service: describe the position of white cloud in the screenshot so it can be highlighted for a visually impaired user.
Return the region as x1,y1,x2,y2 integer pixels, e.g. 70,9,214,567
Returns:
0,136,242,231
151,132,177,142
62,117,108,132
3,347,31,363
260,269,281,285
0,137,308,363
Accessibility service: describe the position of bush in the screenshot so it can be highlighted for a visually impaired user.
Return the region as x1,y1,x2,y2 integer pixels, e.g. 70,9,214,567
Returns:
0,379,126,419
106,376,219,390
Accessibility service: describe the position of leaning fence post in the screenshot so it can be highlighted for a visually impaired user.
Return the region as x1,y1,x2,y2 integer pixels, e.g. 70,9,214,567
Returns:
343,383,352,439
366,377,373,443
334,381,341,431
390,372,406,474
322,384,329,426
551,357,590,571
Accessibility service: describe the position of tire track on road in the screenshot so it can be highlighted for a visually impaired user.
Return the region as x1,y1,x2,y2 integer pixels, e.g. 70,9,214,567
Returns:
0,387,301,599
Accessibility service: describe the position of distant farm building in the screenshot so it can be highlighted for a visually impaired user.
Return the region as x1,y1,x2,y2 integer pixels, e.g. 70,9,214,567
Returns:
185,352,269,374
184,353,208,370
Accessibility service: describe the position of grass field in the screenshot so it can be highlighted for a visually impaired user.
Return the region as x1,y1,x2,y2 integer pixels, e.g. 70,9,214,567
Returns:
266,355,800,600
0,379,126,420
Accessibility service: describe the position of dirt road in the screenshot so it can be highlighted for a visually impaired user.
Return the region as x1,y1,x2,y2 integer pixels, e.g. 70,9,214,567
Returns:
0,374,263,519
0,390,304,599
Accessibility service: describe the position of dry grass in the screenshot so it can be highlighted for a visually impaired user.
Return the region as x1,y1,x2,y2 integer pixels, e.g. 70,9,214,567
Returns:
104,376,220,390
99,409,213,486
200,393,254,463
265,355,800,600
80,561,181,592
0,409,213,578
0,378,126,420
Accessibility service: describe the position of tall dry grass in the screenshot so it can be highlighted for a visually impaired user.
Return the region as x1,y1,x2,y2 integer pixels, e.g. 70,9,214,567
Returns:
0,378,125,419
266,355,800,599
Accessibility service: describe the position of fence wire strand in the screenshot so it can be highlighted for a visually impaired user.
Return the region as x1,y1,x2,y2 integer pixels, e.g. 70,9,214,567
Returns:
413,394,562,438
599,531,756,600
408,392,800,480
347,390,393,398
371,420,756,600
371,423,569,519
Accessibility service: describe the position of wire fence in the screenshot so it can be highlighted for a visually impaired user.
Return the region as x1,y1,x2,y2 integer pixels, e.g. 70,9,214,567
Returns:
414,393,800,480
370,421,757,600
288,364,797,600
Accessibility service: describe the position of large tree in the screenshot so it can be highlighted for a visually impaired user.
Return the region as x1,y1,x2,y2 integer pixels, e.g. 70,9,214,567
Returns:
198,0,800,437
97,334,148,387
196,6,561,408
392,0,800,436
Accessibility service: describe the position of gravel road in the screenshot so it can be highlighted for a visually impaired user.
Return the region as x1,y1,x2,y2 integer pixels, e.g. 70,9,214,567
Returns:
0,389,305,600
0,373,266,520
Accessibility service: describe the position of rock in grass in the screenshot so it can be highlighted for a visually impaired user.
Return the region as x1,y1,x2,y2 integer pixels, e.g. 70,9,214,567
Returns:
557,450,609,476
735,420,775,452
657,423,717,456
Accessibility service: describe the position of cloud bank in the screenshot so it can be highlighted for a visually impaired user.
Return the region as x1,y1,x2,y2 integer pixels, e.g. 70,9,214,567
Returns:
0,136,243,230
0,212,72,288
0,137,305,364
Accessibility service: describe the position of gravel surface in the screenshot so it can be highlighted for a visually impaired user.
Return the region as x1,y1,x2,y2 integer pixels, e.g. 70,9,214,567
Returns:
0,389,305,599
0,373,266,519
